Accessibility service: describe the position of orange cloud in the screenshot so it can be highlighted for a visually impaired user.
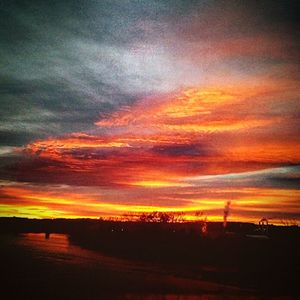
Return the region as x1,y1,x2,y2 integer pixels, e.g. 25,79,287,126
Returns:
1,184,299,224
1,82,298,222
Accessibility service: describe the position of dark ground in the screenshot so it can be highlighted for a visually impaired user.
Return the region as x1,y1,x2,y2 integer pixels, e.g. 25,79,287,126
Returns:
0,218,299,299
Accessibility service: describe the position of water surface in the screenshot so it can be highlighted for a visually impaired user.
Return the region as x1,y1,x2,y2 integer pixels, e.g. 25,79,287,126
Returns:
1,233,287,300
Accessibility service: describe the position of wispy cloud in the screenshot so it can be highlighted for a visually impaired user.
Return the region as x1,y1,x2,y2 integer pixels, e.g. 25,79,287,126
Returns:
0,0,299,221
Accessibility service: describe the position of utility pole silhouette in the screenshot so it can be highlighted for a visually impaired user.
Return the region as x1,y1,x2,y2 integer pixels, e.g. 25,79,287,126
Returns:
223,201,231,230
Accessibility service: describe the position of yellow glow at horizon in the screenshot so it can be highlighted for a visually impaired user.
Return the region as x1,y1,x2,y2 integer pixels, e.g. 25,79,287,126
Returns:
131,180,190,188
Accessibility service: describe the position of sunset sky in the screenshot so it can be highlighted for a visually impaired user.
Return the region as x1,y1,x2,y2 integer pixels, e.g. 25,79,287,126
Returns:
0,0,299,223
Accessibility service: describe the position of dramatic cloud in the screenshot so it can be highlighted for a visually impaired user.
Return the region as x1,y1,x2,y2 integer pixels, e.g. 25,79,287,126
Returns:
0,0,299,223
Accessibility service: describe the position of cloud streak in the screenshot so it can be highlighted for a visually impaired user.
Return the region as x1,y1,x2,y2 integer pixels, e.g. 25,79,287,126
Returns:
0,0,299,222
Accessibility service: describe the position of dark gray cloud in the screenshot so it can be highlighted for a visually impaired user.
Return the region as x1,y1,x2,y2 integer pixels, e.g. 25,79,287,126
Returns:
0,0,298,147
0,74,135,145
0,0,171,145
151,143,213,157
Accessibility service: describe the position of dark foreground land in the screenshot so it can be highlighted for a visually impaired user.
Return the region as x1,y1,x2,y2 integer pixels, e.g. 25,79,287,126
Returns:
0,217,299,299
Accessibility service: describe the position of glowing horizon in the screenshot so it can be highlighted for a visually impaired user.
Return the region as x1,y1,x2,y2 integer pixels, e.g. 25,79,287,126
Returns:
1,87,299,224
0,1,299,224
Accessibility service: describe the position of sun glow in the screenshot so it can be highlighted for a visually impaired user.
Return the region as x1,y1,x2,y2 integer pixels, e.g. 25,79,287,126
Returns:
3,83,300,222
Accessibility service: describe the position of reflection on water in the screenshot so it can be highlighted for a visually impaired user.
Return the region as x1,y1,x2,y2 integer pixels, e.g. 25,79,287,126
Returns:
15,233,76,264
17,233,71,254
15,233,132,267
17,233,70,252
15,233,169,271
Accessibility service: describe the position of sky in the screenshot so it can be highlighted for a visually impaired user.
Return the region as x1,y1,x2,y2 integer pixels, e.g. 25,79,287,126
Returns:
0,0,299,223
